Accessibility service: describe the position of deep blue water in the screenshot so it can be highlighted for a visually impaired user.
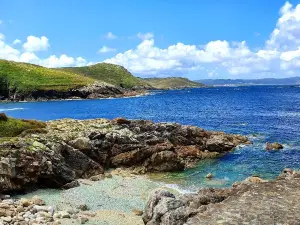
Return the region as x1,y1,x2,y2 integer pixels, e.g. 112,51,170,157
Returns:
1,85,300,191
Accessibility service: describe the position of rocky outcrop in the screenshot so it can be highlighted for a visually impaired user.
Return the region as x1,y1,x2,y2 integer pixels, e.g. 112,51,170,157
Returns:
265,142,284,150
3,82,147,102
143,169,300,225
0,118,249,193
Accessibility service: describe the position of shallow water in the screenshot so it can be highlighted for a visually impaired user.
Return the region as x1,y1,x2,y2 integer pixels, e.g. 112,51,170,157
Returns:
2,85,300,192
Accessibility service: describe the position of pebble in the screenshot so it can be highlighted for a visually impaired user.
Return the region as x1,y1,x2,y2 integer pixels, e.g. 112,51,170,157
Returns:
2,216,12,222
60,211,71,218
206,173,213,179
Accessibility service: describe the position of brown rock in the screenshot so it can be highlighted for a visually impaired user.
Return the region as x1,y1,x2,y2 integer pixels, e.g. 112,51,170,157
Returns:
0,113,8,121
266,142,283,150
112,117,131,125
132,208,143,216
175,146,202,158
205,173,213,179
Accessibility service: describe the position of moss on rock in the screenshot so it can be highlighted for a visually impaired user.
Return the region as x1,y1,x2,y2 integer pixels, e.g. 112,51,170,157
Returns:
0,114,46,137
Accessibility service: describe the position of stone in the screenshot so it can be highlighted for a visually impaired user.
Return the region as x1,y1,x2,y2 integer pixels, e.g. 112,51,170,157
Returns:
60,211,71,219
16,206,24,212
78,216,89,224
132,208,143,216
32,196,45,206
2,216,12,223
77,204,89,211
20,198,31,207
266,142,284,150
69,137,91,151
89,174,105,181
61,180,80,189
205,173,213,179
112,117,131,125
0,113,8,121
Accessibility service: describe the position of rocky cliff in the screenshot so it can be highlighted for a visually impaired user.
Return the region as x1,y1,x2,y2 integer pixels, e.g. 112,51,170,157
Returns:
143,168,300,225
2,82,146,102
0,117,249,193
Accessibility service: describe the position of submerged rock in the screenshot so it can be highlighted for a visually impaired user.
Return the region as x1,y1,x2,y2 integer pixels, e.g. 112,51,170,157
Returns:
0,118,249,193
143,169,300,225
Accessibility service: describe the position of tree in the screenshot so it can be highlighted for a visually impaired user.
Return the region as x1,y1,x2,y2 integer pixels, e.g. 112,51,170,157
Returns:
0,75,9,99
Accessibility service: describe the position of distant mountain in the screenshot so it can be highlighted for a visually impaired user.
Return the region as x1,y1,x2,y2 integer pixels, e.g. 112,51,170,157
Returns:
143,77,205,90
196,77,300,86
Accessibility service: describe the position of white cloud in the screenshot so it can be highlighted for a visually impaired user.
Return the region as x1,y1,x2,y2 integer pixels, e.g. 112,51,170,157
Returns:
0,34,5,41
266,1,300,50
98,45,116,53
0,35,88,68
1,1,300,78
13,39,22,45
23,36,50,52
104,2,300,77
0,39,20,61
105,32,117,40
137,32,154,40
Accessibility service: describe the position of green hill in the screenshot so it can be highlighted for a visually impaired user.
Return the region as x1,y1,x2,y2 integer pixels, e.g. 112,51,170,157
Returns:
143,77,205,90
0,59,94,96
59,63,151,89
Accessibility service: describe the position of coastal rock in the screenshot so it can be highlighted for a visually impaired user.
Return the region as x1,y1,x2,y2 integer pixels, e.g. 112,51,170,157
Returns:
144,169,300,224
266,142,284,150
61,180,80,189
0,118,248,192
0,113,8,121
205,173,213,179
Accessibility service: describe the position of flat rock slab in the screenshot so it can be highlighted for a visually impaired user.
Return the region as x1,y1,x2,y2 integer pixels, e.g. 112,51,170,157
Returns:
144,171,300,225
187,177,300,224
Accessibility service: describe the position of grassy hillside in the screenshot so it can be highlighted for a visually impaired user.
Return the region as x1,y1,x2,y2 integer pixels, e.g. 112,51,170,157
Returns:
59,63,150,89
0,59,94,94
0,114,46,137
143,77,205,90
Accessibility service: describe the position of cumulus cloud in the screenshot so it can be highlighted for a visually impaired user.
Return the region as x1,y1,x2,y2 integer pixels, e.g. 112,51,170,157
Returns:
23,36,50,52
0,35,88,68
137,32,154,40
105,32,117,40
104,2,300,77
266,1,300,50
98,46,116,53
12,39,22,45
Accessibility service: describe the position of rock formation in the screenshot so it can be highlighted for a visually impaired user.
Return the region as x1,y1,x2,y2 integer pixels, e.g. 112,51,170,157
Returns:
0,118,249,193
143,169,300,225
265,142,284,150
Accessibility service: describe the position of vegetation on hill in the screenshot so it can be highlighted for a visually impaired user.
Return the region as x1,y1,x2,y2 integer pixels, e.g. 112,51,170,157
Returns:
0,59,94,96
59,63,151,89
143,77,205,90
0,113,46,137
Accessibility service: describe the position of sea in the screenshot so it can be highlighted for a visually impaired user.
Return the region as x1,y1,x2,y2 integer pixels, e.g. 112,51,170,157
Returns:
1,85,300,192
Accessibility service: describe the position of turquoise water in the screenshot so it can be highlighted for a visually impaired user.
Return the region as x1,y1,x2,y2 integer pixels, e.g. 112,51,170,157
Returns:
1,85,300,191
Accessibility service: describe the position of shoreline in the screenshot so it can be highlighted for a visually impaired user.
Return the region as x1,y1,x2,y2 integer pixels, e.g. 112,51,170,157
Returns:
0,89,150,104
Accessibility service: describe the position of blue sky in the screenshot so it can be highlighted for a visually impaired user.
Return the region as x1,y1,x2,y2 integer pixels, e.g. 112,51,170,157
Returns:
1,0,300,79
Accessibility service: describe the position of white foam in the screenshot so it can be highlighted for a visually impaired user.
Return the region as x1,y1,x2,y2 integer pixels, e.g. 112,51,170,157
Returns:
0,108,25,112
163,183,197,194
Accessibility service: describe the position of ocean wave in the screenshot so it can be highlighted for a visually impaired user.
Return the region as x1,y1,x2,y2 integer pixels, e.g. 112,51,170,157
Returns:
0,108,25,112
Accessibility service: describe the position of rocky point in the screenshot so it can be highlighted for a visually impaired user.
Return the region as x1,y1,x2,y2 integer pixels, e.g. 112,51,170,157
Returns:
0,117,249,193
